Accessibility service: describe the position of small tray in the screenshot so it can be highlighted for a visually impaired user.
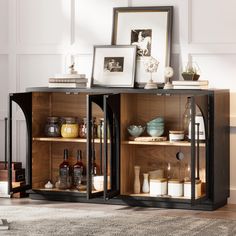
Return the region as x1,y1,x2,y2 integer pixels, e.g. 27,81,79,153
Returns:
129,136,167,142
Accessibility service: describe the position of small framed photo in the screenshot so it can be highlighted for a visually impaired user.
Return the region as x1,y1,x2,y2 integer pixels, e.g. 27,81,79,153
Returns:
112,6,173,87
91,45,137,87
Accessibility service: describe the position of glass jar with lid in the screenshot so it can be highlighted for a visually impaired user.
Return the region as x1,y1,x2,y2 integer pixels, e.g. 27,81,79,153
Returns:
61,117,79,138
79,117,97,138
79,117,87,138
44,116,61,137
97,118,109,139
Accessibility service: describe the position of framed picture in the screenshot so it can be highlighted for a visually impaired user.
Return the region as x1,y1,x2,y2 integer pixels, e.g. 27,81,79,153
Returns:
112,6,173,87
91,45,136,87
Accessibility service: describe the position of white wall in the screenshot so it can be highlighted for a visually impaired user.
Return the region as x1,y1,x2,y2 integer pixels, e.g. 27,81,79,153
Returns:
1,0,236,203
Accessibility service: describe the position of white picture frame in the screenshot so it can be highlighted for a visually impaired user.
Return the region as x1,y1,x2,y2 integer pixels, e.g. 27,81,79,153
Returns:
91,45,137,87
112,6,173,87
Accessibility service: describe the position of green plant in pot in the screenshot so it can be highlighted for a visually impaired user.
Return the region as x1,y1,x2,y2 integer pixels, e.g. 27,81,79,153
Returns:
181,62,200,81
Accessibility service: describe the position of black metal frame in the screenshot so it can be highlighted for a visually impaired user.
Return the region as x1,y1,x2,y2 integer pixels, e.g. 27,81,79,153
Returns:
190,95,209,205
87,94,120,200
8,92,32,194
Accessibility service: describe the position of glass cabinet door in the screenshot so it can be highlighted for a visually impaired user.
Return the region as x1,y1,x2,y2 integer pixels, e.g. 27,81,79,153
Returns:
8,92,32,195
189,94,209,204
87,94,120,200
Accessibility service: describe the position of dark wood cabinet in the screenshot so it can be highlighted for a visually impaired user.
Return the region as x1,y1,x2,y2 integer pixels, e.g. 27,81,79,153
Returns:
8,88,229,210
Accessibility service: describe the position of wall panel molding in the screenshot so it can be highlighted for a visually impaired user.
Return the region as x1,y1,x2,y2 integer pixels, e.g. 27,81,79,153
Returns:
16,0,72,46
189,0,236,44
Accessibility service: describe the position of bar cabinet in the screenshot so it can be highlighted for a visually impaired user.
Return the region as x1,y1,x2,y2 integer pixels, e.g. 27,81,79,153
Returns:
8,87,229,210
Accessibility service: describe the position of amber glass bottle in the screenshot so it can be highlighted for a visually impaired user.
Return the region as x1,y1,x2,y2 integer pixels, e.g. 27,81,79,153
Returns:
59,149,71,189
73,150,84,190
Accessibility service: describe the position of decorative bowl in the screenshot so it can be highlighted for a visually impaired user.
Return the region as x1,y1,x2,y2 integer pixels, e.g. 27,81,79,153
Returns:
147,117,164,125
127,125,145,137
147,126,164,137
147,123,164,128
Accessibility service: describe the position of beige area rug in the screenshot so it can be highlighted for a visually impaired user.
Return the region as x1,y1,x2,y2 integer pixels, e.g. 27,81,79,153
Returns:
0,203,236,236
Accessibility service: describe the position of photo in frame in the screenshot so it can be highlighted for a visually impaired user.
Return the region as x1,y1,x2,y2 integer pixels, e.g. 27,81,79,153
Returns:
91,45,137,87
112,6,173,87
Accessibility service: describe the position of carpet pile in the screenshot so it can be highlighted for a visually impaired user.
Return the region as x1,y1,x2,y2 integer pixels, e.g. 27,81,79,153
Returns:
0,204,236,235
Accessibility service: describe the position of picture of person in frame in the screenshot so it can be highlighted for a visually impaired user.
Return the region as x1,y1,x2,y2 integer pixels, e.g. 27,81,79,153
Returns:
104,57,124,72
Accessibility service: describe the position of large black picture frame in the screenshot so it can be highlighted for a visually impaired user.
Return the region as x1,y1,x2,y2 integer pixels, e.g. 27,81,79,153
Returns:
112,6,173,87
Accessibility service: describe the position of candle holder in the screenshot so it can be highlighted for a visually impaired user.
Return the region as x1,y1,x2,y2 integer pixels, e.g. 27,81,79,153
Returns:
144,57,159,89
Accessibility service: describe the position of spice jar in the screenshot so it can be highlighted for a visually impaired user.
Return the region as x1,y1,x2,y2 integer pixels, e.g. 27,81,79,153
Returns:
149,178,167,196
79,117,97,138
97,118,110,139
184,180,202,198
79,118,87,138
97,118,105,138
44,116,61,137
168,179,184,197
61,117,79,138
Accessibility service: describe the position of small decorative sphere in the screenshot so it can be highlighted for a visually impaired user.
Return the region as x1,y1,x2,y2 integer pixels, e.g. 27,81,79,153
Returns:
144,57,159,73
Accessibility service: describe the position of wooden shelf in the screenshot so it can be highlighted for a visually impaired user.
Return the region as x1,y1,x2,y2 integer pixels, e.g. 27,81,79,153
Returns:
36,188,87,193
122,140,205,147
33,137,103,143
127,192,205,200
33,188,101,194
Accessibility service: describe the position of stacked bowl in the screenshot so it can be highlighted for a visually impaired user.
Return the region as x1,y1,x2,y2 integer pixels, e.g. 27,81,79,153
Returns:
147,117,164,137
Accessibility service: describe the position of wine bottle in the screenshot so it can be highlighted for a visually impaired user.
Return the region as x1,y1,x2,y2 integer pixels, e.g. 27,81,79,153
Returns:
59,149,71,189
73,149,84,190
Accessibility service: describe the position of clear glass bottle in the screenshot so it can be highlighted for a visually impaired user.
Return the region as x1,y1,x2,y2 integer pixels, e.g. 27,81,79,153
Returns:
183,97,191,140
59,149,72,189
44,116,60,137
97,118,104,139
73,150,84,190
97,118,110,139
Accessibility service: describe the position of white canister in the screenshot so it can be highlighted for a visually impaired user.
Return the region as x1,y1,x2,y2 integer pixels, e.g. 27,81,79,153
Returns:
149,178,167,196
168,179,184,197
184,180,202,198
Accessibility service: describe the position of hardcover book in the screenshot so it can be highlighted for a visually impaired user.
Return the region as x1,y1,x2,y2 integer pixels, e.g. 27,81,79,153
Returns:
172,80,209,86
48,82,87,88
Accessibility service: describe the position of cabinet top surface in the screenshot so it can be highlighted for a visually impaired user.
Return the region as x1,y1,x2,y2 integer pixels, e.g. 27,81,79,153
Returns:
25,87,228,95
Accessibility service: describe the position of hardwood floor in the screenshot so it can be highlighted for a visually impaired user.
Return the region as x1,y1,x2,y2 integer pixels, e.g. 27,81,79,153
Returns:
1,198,236,220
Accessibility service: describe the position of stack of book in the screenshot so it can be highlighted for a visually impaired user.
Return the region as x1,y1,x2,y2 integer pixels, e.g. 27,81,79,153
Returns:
172,80,209,89
48,74,88,88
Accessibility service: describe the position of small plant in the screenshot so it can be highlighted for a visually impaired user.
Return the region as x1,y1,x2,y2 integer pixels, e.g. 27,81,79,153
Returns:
182,62,200,81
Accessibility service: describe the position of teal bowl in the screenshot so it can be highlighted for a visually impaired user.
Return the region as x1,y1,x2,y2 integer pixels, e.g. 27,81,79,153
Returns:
148,117,164,125
127,125,145,137
147,123,164,128
147,126,164,137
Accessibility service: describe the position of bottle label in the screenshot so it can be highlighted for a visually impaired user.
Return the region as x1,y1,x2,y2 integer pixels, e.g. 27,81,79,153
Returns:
74,167,83,186
60,167,70,177
59,167,71,189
